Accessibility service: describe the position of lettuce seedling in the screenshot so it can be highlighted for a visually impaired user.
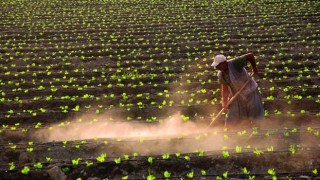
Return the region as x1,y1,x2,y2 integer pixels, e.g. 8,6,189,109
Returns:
61,167,70,174
46,157,52,162
9,162,15,171
201,169,206,176
21,166,30,175
34,162,43,169
26,147,33,152
72,158,81,166
242,167,250,174
236,146,242,153
85,161,93,167
184,155,190,161
147,157,153,164
123,154,129,160
162,153,170,159
187,170,194,178
267,146,274,152
164,171,171,179
312,169,318,175
35,122,42,128
267,168,276,178
96,153,107,162
289,145,296,154
223,171,228,179
114,157,121,164
222,150,230,158
147,168,156,180
253,148,264,156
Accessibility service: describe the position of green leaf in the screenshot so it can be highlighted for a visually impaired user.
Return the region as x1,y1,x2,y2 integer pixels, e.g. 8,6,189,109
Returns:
164,170,171,178
242,167,250,174
114,157,121,164
46,157,52,162
222,150,229,158
187,170,194,178
85,161,93,167
162,153,170,159
96,153,107,162
9,162,15,171
184,155,190,161
289,145,296,154
201,169,206,176
72,158,81,166
236,146,242,153
33,162,43,169
147,157,153,164
267,168,276,176
21,166,30,175
223,171,228,178
147,174,156,180
123,154,130,160
61,167,70,174
312,168,318,175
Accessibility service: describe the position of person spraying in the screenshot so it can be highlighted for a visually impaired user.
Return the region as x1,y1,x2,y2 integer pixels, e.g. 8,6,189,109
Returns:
211,52,264,129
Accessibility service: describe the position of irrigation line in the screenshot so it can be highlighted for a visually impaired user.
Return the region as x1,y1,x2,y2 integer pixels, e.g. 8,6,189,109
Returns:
1,126,320,147
1,111,319,131
0,146,319,167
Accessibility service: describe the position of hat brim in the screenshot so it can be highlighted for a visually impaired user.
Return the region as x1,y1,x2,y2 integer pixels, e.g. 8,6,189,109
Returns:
211,61,220,67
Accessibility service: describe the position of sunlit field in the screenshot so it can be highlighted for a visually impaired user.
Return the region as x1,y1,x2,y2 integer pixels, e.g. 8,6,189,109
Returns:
0,0,319,179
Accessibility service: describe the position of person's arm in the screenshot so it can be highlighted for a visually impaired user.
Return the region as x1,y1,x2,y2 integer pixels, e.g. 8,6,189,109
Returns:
245,52,258,75
221,84,229,109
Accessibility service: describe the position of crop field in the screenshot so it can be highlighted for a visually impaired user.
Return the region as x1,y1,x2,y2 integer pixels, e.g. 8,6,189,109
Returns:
0,0,319,179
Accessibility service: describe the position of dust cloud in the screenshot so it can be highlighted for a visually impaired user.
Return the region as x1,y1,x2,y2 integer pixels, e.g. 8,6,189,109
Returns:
33,110,317,156
33,111,235,155
36,111,206,142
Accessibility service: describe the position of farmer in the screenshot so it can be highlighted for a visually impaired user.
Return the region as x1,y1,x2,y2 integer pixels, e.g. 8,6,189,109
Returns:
211,53,264,129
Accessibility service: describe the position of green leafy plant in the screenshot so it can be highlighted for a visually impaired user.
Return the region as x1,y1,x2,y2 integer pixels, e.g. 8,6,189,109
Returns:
162,153,170,159
72,158,81,166
163,170,171,179
147,157,153,164
46,157,52,162
114,157,121,164
201,169,206,176
96,153,107,162
223,171,228,179
312,168,318,175
253,148,264,156
289,145,296,154
34,162,43,169
267,168,276,180
236,146,242,153
9,162,15,171
147,168,156,180
184,155,191,161
85,161,93,167
61,167,70,174
21,166,30,175
222,150,230,158
187,170,194,178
